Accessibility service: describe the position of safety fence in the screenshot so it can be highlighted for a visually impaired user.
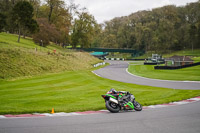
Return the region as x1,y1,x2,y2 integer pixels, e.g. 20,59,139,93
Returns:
93,62,106,67
144,62,165,65
105,58,124,61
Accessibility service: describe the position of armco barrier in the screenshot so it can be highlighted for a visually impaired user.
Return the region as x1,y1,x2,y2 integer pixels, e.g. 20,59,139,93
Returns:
144,62,165,65
93,62,106,67
106,58,124,61
144,62,158,65
154,62,200,70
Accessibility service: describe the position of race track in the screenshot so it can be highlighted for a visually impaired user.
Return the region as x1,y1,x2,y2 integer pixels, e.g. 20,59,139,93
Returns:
0,101,200,133
0,60,200,133
93,60,200,90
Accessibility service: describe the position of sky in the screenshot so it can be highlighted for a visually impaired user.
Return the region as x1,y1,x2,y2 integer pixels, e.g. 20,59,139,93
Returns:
71,0,198,23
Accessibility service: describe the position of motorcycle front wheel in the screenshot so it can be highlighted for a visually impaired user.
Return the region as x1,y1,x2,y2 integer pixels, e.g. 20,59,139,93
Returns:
133,101,142,111
105,100,120,113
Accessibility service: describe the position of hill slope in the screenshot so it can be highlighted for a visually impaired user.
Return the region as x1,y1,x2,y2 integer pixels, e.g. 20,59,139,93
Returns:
0,33,100,79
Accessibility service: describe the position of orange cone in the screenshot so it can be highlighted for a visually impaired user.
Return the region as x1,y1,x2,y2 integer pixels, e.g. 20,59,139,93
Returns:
51,108,54,114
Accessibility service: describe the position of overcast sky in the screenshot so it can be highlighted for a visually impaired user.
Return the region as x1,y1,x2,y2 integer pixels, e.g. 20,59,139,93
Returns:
71,0,198,23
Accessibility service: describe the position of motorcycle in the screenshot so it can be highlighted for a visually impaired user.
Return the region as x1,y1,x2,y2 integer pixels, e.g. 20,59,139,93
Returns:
102,89,142,113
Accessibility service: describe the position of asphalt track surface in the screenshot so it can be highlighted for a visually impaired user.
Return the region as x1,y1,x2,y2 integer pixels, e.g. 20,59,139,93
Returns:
0,60,200,133
0,101,200,133
94,60,200,90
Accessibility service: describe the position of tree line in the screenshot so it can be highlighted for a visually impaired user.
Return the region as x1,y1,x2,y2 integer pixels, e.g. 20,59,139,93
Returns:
0,0,99,48
93,1,200,53
0,0,200,53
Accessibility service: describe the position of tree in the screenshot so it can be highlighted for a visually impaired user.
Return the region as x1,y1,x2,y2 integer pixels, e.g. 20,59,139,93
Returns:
102,34,118,48
71,12,97,48
36,0,71,46
29,0,41,18
96,2,200,53
0,13,6,32
45,0,64,23
11,1,38,42
33,18,61,46
189,24,197,52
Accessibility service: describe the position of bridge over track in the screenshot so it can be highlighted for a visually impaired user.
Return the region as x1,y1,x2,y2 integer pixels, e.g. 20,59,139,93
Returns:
74,48,145,57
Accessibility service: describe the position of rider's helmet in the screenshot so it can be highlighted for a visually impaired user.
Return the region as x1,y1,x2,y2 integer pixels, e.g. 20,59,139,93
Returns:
110,88,118,94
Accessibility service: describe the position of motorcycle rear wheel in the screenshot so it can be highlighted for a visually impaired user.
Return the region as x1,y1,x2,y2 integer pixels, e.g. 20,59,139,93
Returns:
106,100,120,113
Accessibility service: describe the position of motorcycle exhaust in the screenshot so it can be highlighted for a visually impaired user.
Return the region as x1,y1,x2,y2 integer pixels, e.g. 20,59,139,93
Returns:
109,97,118,104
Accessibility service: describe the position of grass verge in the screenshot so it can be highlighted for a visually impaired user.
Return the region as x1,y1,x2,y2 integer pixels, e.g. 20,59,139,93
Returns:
0,33,101,79
128,63,200,81
0,33,200,114
0,69,200,114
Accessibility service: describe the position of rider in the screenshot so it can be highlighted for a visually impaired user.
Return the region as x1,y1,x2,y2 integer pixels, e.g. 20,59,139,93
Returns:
110,88,131,105
110,88,130,96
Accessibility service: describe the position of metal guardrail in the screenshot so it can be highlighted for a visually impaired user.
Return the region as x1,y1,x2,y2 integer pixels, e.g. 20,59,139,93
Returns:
105,58,124,61
93,62,106,67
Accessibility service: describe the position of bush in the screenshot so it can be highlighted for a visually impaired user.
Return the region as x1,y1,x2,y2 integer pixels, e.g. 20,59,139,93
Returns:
33,18,62,47
33,29,50,46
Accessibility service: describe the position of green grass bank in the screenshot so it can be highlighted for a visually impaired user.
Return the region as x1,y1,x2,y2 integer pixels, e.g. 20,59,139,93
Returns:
0,70,200,114
0,33,100,79
0,33,200,114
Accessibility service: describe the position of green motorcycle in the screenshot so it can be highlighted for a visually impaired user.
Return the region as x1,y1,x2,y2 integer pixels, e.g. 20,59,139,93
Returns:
102,89,142,113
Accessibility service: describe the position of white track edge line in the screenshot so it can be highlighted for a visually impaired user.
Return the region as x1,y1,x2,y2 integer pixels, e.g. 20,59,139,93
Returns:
126,68,200,83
